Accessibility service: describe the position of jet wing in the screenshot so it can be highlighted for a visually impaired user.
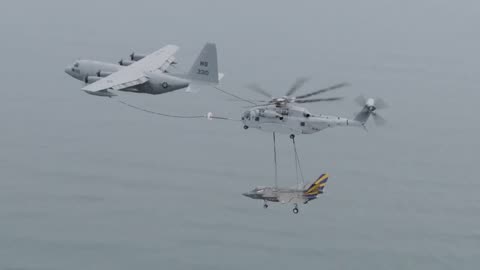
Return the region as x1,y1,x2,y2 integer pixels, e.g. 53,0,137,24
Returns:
82,45,179,96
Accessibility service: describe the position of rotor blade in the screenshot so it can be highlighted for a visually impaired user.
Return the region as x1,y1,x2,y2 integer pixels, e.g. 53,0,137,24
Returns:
246,83,273,98
374,98,388,110
354,95,367,106
295,97,344,103
286,77,310,97
295,82,349,99
213,86,258,106
372,113,387,126
227,98,270,103
243,103,272,108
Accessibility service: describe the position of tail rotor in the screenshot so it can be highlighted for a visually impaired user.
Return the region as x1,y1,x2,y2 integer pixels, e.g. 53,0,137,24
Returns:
354,95,388,126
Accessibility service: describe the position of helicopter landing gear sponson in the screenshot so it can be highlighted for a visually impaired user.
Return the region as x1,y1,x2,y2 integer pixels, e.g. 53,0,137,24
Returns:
290,134,295,140
243,125,249,130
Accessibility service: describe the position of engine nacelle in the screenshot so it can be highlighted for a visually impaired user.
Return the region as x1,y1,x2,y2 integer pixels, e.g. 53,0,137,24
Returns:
84,76,102,84
96,70,114,77
261,110,283,119
118,59,134,66
130,52,146,61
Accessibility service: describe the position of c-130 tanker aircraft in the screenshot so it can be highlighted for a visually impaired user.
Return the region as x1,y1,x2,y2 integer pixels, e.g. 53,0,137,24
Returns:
65,43,223,97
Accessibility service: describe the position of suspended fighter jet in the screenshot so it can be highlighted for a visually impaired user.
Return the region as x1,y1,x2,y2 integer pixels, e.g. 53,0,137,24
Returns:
243,173,329,214
64,43,223,97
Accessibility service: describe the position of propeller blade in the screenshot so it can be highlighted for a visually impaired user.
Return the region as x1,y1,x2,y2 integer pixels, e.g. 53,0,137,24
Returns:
372,113,387,126
354,95,367,106
246,83,273,98
295,97,344,103
374,98,388,110
295,82,349,99
286,77,310,97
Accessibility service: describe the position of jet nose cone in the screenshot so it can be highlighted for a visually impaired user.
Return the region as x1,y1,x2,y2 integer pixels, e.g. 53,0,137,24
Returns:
242,192,252,198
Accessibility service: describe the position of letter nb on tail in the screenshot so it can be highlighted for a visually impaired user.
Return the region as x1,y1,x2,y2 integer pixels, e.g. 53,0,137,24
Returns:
188,43,220,84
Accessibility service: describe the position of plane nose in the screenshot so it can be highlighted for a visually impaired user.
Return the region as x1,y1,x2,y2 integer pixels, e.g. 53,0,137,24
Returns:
64,66,72,75
242,192,251,198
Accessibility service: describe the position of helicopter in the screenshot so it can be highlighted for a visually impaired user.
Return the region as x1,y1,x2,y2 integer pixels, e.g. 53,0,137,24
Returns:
239,78,387,139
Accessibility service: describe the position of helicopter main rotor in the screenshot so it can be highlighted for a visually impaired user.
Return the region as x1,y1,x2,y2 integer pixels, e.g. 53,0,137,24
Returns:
246,78,349,107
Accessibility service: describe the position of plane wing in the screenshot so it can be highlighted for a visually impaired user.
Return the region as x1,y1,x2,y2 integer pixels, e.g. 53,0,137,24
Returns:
82,45,179,95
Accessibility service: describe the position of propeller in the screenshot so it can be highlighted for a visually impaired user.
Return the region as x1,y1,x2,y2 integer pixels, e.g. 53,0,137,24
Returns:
246,78,349,106
355,95,388,126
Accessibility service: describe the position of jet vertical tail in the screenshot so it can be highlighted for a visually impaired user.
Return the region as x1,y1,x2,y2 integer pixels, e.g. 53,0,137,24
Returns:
187,42,220,84
304,173,329,195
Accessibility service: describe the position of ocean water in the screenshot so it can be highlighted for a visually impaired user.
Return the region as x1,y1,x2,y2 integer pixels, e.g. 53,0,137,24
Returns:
0,0,479,269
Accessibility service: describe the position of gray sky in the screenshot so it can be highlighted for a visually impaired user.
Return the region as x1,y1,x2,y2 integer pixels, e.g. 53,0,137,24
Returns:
0,0,479,269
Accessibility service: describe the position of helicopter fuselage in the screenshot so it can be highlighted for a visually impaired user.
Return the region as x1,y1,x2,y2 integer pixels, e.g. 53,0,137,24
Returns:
241,104,362,135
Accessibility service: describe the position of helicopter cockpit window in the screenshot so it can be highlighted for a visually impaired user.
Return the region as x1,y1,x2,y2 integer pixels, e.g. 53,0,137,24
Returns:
73,62,79,68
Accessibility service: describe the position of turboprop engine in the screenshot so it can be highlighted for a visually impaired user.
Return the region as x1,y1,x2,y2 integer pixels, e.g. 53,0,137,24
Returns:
118,59,134,66
130,52,146,61
96,70,114,77
84,76,102,84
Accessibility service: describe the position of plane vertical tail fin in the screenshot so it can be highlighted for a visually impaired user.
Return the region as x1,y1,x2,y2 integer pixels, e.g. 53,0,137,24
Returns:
187,42,220,84
304,173,329,195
